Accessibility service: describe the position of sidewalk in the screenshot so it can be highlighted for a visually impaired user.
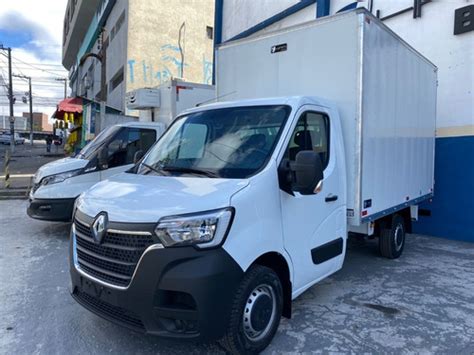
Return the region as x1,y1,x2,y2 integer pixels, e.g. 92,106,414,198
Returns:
0,141,66,196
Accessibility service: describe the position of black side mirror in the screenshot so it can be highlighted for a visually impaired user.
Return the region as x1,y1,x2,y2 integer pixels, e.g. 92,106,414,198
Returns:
278,158,294,196
98,147,108,170
133,150,144,164
293,151,324,195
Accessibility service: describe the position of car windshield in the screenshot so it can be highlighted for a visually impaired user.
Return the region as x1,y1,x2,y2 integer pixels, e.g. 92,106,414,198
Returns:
76,125,121,160
137,105,291,179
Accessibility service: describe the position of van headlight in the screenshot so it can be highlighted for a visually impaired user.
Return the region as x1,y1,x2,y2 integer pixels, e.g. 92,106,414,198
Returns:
155,208,234,248
40,169,83,186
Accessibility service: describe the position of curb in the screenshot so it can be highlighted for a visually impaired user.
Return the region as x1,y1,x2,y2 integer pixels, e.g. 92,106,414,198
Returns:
0,187,30,200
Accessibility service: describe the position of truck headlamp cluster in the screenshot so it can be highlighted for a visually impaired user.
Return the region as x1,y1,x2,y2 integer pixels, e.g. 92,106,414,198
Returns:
154,208,234,248
40,169,83,186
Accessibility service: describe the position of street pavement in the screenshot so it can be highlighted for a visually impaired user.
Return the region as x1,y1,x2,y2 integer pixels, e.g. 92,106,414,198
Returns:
0,141,64,190
1,200,474,354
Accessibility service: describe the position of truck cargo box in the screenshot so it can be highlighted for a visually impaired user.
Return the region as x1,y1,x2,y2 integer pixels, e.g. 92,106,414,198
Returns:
216,8,436,226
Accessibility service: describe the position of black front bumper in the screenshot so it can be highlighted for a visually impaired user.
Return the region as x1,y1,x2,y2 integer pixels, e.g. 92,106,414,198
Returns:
70,238,244,340
27,197,75,222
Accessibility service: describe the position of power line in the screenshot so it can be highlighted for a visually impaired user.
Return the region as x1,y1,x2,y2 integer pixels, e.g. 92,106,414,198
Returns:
1,53,66,79
0,66,67,72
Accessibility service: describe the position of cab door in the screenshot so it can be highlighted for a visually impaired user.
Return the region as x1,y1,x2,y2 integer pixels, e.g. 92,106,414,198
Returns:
278,105,346,296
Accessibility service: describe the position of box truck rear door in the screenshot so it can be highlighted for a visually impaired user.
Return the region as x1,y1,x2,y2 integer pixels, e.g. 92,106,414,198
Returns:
278,105,345,294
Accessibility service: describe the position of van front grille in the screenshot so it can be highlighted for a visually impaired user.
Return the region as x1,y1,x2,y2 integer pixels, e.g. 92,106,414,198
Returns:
73,218,157,287
73,289,145,330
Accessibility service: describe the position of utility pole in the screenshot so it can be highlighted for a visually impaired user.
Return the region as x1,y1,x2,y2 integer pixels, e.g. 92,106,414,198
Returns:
13,74,33,145
0,44,15,152
28,77,33,145
55,77,68,99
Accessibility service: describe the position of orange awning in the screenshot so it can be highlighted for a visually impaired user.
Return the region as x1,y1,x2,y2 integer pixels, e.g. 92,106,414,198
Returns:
52,97,83,120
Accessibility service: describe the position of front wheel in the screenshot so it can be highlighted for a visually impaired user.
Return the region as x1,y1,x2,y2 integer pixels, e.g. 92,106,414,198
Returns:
220,265,283,354
379,213,406,259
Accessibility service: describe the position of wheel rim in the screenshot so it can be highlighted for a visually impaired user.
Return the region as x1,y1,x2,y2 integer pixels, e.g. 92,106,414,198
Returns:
394,223,404,251
242,284,277,342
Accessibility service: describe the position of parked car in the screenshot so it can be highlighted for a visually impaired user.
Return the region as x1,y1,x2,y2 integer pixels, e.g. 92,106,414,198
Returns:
0,132,25,145
28,122,165,222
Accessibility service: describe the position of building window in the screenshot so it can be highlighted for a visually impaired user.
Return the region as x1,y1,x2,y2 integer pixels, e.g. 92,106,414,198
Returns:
109,67,124,93
111,10,126,42
206,26,213,40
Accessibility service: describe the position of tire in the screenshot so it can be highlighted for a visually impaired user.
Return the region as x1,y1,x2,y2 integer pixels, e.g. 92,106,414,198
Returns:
220,265,283,355
379,213,405,259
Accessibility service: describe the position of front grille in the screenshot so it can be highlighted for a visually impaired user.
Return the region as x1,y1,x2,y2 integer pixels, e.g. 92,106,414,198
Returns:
74,218,156,287
74,289,145,331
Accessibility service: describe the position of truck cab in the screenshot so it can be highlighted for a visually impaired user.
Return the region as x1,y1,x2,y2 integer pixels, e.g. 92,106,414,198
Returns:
28,121,165,221
70,96,347,352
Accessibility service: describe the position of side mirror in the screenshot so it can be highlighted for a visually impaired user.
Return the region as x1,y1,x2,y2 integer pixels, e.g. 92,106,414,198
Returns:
133,150,144,164
98,147,108,170
293,151,324,195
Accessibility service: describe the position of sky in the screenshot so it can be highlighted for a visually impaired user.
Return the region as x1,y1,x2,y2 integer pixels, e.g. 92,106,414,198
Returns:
0,0,68,120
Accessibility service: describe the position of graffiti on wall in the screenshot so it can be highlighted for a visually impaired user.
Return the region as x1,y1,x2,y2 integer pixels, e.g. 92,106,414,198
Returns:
128,43,213,86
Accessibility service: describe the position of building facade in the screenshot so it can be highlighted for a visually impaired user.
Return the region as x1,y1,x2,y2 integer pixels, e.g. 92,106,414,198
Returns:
214,0,474,242
22,112,52,132
62,0,215,114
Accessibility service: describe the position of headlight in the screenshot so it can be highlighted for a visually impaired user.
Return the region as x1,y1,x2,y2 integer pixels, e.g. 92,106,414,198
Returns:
155,208,234,248
40,169,83,186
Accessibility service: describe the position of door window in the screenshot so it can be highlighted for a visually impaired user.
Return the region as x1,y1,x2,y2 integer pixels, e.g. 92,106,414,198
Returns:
107,128,157,168
284,111,330,168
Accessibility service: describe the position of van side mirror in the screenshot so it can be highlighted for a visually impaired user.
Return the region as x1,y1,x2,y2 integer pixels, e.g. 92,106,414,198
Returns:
133,150,144,164
98,147,109,170
293,151,324,195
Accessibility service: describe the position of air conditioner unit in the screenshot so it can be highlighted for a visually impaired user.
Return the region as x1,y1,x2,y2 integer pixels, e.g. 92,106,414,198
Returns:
126,88,161,110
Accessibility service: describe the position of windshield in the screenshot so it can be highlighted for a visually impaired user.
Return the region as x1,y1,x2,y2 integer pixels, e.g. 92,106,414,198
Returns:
138,105,291,179
76,125,121,160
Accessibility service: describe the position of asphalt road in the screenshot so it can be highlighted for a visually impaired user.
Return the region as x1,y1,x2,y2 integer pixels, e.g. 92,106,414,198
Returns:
1,200,474,354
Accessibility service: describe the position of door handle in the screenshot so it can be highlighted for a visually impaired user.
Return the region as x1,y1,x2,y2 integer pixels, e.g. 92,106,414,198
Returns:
325,194,338,202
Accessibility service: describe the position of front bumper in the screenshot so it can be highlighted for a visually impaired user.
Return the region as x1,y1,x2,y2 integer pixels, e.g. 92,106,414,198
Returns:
27,197,76,221
69,232,244,340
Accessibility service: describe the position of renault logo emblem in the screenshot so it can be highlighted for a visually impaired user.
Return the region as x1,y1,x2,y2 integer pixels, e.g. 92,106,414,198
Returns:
91,212,108,244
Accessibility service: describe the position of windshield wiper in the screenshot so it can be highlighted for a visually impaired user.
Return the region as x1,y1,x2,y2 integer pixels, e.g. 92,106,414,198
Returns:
162,166,219,178
141,163,164,175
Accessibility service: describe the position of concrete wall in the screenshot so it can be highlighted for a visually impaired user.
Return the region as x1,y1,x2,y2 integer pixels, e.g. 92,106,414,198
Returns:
219,0,474,241
126,0,215,92
222,0,300,41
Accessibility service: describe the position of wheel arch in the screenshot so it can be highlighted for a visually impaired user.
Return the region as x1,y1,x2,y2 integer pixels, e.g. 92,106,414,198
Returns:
250,252,292,318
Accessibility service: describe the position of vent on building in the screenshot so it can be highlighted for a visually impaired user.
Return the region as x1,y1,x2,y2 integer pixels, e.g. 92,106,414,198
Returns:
109,67,124,93
454,5,474,35
206,26,213,40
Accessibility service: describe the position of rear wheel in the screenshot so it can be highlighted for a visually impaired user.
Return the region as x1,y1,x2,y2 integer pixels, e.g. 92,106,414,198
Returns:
220,265,283,355
379,213,405,259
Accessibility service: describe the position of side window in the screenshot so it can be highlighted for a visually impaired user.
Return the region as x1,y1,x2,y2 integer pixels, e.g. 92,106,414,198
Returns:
107,128,157,168
284,111,330,169
125,128,157,163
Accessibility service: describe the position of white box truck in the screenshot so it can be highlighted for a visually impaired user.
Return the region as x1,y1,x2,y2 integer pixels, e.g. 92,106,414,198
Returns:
69,9,436,353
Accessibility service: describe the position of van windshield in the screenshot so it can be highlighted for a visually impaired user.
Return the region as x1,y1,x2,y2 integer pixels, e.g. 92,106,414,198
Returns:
138,105,291,179
76,126,121,160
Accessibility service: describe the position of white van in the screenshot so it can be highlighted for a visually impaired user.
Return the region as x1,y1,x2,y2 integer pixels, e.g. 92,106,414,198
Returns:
69,10,436,354
28,122,165,221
